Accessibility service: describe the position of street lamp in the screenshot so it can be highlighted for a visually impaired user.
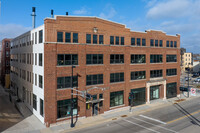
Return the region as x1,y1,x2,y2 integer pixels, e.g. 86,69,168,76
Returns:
187,63,190,98
71,65,76,128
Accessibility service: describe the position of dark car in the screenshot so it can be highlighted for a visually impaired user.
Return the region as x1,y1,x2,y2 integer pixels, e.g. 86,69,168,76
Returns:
192,74,199,78
180,87,189,92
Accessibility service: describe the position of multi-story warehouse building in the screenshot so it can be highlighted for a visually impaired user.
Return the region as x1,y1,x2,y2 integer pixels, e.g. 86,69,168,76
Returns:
182,52,193,71
1,38,11,88
10,16,180,126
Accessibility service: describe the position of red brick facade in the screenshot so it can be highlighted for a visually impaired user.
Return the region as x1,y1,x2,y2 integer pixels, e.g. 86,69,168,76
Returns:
43,16,180,125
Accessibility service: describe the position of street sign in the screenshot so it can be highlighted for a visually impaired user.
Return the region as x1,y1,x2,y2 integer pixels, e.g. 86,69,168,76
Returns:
191,88,196,96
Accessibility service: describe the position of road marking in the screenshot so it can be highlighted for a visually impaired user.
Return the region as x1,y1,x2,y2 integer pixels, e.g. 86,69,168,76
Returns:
123,119,160,133
139,115,166,125
167,109,200,124
132,117,178,133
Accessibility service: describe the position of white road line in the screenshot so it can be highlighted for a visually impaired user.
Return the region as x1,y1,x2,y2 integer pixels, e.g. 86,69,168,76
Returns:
139,115,167,125
123,119,160,133
132,117,178,133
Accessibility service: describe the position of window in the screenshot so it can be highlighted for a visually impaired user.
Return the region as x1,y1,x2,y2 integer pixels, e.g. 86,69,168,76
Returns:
57,54,78,65
40,99,43,117
86,34,91,43
57,98,77,118
159,40,163,47
110,91,124,107
155,40,158,47
93,35,97,44
39,75,43,88
86,54,103,64
57,32,63,42
39,30,43,43
6,51,9,57
110,72,124,83
167,69,177,76
35,74,37,86
35,32,37,44
110,36,114,45
39,53,42,66
137,38,141,46
73,33,78,43
33,94,37,110
170,41,173,47
6,42,9,48
57,76,78,89
116,36,119,45
131,38,135,45
142,38,146,46
167,82,177,98
65,32,71,43
150,55,163,63
99,93,103,99
150,70,163,78
174,41,177,47
166,41,169,47
131,71,146,80
86,74,103,86
110,54,124,64
121,37,124,45
35,53,37,65
150,39,154,46
92,95,97,100
166,55,177,62
99,35,104,44
130,54,146,64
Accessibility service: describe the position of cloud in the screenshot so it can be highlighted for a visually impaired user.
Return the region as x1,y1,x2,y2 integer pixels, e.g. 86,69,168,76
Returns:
99,4,116,19
73,7,88,15
0,24,31,41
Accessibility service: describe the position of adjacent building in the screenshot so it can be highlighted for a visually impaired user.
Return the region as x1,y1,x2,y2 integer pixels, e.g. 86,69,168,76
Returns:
182,52,193,71
10,16,180,126
1,38,11,88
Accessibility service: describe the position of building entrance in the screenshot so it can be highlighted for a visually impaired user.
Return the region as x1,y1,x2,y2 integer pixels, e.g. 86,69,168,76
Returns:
150,85,160,100
92,103,98,116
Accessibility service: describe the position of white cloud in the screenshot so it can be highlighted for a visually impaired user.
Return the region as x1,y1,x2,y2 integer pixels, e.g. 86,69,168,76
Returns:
73,7,88,15
0,24,31,41
99,4,116,19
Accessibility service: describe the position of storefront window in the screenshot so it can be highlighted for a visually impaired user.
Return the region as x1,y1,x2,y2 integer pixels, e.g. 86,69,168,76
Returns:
131,88,146,106
110,91,124,107
167,82,177,98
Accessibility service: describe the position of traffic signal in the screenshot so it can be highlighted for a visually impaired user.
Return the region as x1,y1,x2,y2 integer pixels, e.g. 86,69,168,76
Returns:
129,92,134,107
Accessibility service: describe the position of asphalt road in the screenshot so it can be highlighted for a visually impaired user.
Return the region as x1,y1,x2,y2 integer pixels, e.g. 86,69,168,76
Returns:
0,86,23,132
67,97,200,133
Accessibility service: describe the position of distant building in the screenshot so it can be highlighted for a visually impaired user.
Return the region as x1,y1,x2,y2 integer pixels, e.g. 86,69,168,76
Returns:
0,38,11,88
180,48,186,69
193,60,200,72
182,52,193,71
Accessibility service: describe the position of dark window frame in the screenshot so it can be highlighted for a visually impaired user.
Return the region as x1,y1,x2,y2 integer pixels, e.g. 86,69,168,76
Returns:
130,54,146,64
57,32,63,42
86,54,103,65
57,54,78,66
73,33,78,43
110,54,124,64
150,70,163,78
110,72,124,83
131,71,146,80
86,74,103,86
86,34,91,44
57,76,78,89
150,55,163,63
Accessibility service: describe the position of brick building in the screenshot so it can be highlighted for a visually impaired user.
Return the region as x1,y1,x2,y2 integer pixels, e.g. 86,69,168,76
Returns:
10,16,180,126
1,38,11,88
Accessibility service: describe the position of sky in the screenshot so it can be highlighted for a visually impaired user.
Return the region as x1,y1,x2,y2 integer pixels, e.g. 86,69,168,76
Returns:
0,0,200,53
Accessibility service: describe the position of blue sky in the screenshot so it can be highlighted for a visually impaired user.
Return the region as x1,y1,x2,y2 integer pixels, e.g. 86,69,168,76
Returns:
0,0,200,53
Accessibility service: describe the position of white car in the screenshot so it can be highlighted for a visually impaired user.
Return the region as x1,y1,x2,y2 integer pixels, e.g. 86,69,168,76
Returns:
194,78,200,82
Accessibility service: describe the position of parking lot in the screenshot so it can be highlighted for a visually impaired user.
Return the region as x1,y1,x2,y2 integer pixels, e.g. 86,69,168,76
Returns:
180,71,200,88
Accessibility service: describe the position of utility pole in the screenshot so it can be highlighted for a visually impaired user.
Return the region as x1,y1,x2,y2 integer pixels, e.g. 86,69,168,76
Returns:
188,63,190,98
71,65,76,128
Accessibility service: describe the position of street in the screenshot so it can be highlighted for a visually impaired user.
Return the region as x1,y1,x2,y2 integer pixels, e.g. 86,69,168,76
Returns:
0,86,23,132
66,97,200,133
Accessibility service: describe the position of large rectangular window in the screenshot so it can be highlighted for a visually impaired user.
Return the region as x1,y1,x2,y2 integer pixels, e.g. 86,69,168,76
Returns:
40,99,43,117
121,37,124,45
142,38,146,46
86,74,103,86
57,32,63,42
131,88,146,106
131,71,146,80
155,40,158,47
166,55,177,62
86,54,103,64
33,94,37,110
35,32,37,44
39,75,43,88
174,41,177,47
39,53,43,66
110,36,114,45
170,41,173,47
137,38,141,46
57,98,77,119
166,69,177,76
159,40,163,47
65,32,71,43
57,76,78,89
39,30,43,43
150,39,154,46
86,34,91,43
110,91,124,107
115,36,119,45
150,55,163,63
167,82,177,99
99,35,104,44
93,35,97,44
131,38,135,45
150,70,163,78
73,33,78,43
130,54,146,64
57,54,78,65
166,41,169,47
110,72,124,83
110,54,124,64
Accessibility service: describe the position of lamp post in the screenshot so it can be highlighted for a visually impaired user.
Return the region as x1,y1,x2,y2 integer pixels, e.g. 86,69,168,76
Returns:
71,65,76,128
187,63,190,98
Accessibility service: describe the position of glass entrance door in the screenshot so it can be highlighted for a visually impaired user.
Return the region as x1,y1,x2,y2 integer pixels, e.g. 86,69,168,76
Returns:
150,85,160,100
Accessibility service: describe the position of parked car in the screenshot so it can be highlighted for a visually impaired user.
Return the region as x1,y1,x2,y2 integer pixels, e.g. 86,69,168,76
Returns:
194,78,200,82
180,87,189,92
192,73,199,78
